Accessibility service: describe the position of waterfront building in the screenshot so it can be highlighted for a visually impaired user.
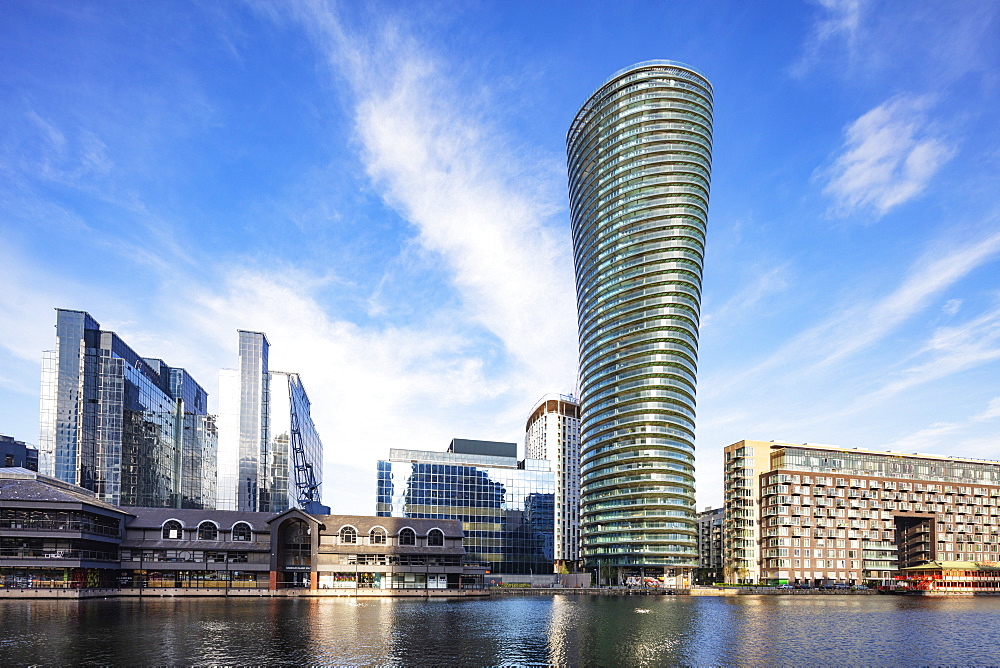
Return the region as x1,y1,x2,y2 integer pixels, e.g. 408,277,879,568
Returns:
525,394,581,572
696,506,724,584
896,561,1000,594
725,440,1000,587
567,61,713,582
376,439,555,575
1,435,38,471
0,469,482,592
0,467,129,588
38,309,217,508
217,331,325,514
722,440,772,583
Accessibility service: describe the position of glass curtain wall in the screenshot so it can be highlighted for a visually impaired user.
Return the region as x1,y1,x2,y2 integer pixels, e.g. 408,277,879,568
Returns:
377,451,555,574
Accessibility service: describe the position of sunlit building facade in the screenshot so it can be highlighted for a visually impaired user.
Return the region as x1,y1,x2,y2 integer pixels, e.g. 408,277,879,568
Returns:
525,394,581,571
722,439,772,583
38,309,217,509
726,440,1000,587
376,439,555,575
567,61,713,577
217,331,324,513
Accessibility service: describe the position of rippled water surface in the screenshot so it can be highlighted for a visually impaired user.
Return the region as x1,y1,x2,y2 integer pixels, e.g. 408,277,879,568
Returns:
2,594,1000,665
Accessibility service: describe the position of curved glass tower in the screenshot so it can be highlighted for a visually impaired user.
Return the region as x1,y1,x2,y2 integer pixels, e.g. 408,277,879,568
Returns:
567,61,712,576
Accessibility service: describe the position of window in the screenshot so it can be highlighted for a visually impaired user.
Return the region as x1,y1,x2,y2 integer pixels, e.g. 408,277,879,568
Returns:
399,528,416,545
197,521,218,541
340,526,357,544
370,527,386,545
162,520,182,540
232,522,252,542
427,528,444,546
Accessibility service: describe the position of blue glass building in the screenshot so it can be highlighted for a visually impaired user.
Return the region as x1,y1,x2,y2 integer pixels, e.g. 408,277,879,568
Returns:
38,309,217,508
376,439,555,575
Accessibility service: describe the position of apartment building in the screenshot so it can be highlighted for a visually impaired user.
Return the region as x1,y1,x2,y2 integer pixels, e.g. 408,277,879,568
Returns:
729,440,1000,587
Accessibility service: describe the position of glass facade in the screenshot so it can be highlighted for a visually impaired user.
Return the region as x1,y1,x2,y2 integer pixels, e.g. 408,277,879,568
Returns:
217,333,324,513
567,61,713,568
376,448,555,574
38,309,217,508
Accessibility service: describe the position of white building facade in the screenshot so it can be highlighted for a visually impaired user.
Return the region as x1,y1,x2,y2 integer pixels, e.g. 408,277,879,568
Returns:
525,394,581,572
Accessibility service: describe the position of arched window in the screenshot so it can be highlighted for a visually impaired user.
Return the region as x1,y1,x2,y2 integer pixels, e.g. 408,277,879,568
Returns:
340,526,357,544
162,520,182,540
427,528,444,547
399,528,416,546
197,521,218,541
232,522,252,542
370,527,387,545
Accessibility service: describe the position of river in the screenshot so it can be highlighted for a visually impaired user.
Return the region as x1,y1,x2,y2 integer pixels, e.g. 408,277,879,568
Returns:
1,594,998,665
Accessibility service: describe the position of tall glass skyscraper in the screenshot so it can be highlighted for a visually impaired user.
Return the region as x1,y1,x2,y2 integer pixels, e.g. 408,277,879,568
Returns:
567,61,712,579
217,331,325,513
38,309,217,508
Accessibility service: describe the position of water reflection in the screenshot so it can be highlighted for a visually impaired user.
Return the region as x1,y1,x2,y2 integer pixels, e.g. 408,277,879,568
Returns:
3,595,1000,665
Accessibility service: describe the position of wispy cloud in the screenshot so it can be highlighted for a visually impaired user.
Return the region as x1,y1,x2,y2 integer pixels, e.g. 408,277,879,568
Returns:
859,300,1000,406
885,393,1000,453
975,397,1000,422
790,0,864,78
279,2,579,396
819,95,955,217
711,228,1000,392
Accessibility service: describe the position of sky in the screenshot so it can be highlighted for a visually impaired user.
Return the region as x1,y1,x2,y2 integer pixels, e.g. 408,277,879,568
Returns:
2,0,999,514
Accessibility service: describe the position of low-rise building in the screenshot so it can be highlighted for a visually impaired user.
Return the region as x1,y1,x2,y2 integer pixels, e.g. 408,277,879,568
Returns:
0,467,128,588
1,469,484,594
896,561,1000,594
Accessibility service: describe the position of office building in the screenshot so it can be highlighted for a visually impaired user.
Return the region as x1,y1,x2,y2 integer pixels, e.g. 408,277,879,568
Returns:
725,440,1000,587
217,331,325,513
696,506,724,584
525,394,581,572
38,309,217,508
1,435,38,471
567,61,713,580
376,439,555,575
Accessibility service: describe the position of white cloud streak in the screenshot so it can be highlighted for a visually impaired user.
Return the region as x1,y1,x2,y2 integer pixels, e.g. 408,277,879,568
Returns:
820,95,955,217
285,2,579,398
790,0,864,78
711,228,1000,394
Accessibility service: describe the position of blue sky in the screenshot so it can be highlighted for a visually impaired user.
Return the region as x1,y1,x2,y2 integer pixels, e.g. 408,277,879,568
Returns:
2,1,999,513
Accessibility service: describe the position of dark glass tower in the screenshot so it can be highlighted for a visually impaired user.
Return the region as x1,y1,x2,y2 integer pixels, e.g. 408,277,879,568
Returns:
567,61,712,577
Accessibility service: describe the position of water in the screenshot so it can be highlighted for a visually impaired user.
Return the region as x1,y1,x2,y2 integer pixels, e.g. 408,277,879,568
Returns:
2,594,999,665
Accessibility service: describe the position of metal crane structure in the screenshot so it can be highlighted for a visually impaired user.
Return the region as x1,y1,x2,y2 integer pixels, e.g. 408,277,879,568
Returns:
284,372,330,515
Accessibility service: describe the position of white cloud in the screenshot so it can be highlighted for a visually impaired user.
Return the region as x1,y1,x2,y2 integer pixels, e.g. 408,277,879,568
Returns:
819,95,955,217
283,3,579,400
790,0,864,78
975,397,1000,422
943,299,962,316
861,302,1000,405
707,228,1000,398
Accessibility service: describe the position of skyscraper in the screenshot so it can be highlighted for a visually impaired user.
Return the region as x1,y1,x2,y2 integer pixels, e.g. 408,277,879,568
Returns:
38,309,217,508
216,331,325,513
567,61,713,582
525,394,581,572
